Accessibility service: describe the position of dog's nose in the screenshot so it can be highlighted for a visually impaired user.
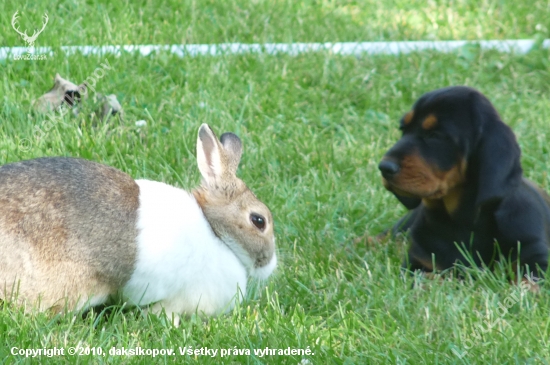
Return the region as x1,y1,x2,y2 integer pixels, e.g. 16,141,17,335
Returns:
378,160,400,178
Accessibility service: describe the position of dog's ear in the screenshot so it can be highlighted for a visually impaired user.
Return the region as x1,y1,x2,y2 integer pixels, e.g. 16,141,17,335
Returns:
470,92,522,206
391,192,421,210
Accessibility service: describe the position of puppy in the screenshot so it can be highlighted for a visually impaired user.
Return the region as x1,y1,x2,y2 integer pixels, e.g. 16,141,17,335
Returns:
379,86,550,280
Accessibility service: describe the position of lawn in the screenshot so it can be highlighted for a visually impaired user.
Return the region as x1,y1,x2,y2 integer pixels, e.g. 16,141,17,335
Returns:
1,1,550,364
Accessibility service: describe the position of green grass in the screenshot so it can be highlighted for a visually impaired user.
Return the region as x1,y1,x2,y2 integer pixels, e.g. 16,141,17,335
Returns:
1,0,549,46
2,1,550,364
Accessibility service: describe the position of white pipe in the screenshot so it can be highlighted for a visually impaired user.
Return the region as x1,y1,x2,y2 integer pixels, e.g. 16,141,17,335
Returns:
1,40,549,59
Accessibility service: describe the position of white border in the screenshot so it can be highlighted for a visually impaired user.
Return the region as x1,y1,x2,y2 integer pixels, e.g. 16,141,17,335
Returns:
1,40,549,59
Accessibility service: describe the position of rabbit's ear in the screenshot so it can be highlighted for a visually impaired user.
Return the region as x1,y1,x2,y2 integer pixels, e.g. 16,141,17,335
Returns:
197,124,244,183
197,124,224,183
219,132,242,175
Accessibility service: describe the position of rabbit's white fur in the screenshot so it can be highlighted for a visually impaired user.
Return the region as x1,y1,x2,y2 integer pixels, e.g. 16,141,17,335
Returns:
123,179,247,316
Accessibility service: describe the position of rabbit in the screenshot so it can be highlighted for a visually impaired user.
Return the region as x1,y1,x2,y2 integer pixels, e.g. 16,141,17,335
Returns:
0,124,277,324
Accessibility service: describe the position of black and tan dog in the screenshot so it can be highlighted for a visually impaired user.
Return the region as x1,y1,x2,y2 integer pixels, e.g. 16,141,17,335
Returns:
379,86,550,280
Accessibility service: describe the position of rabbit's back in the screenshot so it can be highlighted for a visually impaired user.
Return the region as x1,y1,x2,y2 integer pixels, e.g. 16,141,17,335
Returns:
0,157,140,311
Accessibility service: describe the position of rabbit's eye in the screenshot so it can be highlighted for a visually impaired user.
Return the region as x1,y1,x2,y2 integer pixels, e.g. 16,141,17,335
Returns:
250,213,266,230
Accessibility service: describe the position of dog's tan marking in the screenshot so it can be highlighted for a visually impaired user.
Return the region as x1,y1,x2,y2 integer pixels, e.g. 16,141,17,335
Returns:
386,153,467,205
403,110,414,125
422,114,438,130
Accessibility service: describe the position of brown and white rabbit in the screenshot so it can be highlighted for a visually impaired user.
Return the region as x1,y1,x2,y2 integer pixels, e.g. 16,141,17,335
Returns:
0,124,276,324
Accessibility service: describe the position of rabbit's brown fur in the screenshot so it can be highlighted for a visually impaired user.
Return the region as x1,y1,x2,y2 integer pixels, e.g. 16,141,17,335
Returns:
0,157,139,311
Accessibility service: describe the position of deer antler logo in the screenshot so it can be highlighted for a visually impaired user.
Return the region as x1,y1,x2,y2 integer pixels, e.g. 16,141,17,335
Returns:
11,11,49,50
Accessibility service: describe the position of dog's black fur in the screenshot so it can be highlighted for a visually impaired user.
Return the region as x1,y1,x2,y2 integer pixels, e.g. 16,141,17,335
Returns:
379,86,550,279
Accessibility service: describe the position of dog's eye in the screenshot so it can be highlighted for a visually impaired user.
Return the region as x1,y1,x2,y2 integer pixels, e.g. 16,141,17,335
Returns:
423,130,442,139
250,213,266,230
